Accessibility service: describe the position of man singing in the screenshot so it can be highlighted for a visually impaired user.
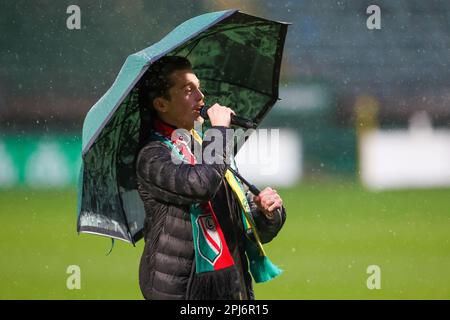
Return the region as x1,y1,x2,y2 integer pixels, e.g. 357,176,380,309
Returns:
136,56,286,300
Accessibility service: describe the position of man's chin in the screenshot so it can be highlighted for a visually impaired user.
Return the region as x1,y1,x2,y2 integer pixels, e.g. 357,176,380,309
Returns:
194,115,204,124
180,116,203,131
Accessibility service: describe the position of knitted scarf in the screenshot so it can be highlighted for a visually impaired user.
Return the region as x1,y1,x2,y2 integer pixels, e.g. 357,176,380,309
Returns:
150,120,282,285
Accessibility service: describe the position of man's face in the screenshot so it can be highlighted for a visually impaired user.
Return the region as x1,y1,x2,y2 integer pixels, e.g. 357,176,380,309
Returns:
161,69,205,130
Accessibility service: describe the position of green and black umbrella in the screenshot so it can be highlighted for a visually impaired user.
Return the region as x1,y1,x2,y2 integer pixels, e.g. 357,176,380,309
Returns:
77,9,289,244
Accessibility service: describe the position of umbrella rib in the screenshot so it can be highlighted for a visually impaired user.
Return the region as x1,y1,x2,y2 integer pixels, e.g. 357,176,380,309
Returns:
114,104,136,246
92,120,140,151
200,77,273,98
254,24,288,124
171,22,271,57
88,103,140,152
183,38,201,58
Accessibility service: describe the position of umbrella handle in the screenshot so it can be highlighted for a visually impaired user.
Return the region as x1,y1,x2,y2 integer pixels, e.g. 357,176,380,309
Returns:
227,166,260,195
227,166,283,217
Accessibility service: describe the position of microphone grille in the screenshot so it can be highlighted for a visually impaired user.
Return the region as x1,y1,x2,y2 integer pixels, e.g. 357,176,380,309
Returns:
199,105,210,118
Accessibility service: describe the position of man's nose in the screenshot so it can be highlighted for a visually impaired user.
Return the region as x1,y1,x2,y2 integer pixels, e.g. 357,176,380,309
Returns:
195,88,205,101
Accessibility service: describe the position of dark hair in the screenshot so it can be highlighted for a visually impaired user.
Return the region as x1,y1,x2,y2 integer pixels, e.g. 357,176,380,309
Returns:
136,56,192,152
145,55,192,105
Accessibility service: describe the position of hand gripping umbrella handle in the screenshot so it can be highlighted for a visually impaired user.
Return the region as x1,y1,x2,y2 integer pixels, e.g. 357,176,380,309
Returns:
227,166,282,218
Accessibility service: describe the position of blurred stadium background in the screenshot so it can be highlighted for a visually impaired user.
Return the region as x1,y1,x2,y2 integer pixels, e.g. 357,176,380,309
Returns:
1,0,449,299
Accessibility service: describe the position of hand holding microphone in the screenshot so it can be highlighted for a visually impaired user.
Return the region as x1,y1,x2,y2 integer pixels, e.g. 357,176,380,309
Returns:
202,103,235,127
200,104,257,129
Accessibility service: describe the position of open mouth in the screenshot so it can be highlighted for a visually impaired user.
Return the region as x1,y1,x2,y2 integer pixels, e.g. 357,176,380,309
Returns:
193,105,204,113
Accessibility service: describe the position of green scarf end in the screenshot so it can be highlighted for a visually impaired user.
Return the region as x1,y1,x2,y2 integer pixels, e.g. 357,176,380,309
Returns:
249,256,283,283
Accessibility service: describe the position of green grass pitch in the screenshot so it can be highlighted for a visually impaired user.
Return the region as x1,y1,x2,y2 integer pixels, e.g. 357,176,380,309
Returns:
1,182,449,299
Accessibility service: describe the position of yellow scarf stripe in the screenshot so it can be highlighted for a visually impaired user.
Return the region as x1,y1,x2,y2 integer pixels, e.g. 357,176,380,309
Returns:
225,170,266,256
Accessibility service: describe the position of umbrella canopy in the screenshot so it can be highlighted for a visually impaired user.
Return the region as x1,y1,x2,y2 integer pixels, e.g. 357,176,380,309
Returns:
77,9,289,244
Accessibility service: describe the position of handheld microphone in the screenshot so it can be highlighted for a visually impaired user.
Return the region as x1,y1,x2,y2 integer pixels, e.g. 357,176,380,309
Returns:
199,105,257,129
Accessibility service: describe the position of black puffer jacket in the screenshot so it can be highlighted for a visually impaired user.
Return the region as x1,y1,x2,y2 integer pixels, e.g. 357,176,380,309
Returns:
136,126,286,300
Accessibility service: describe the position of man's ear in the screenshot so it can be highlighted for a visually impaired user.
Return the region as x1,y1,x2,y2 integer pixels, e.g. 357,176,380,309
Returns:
153,97,169,113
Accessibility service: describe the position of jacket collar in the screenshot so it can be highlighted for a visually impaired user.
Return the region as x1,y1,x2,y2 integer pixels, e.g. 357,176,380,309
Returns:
153,118,178,140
